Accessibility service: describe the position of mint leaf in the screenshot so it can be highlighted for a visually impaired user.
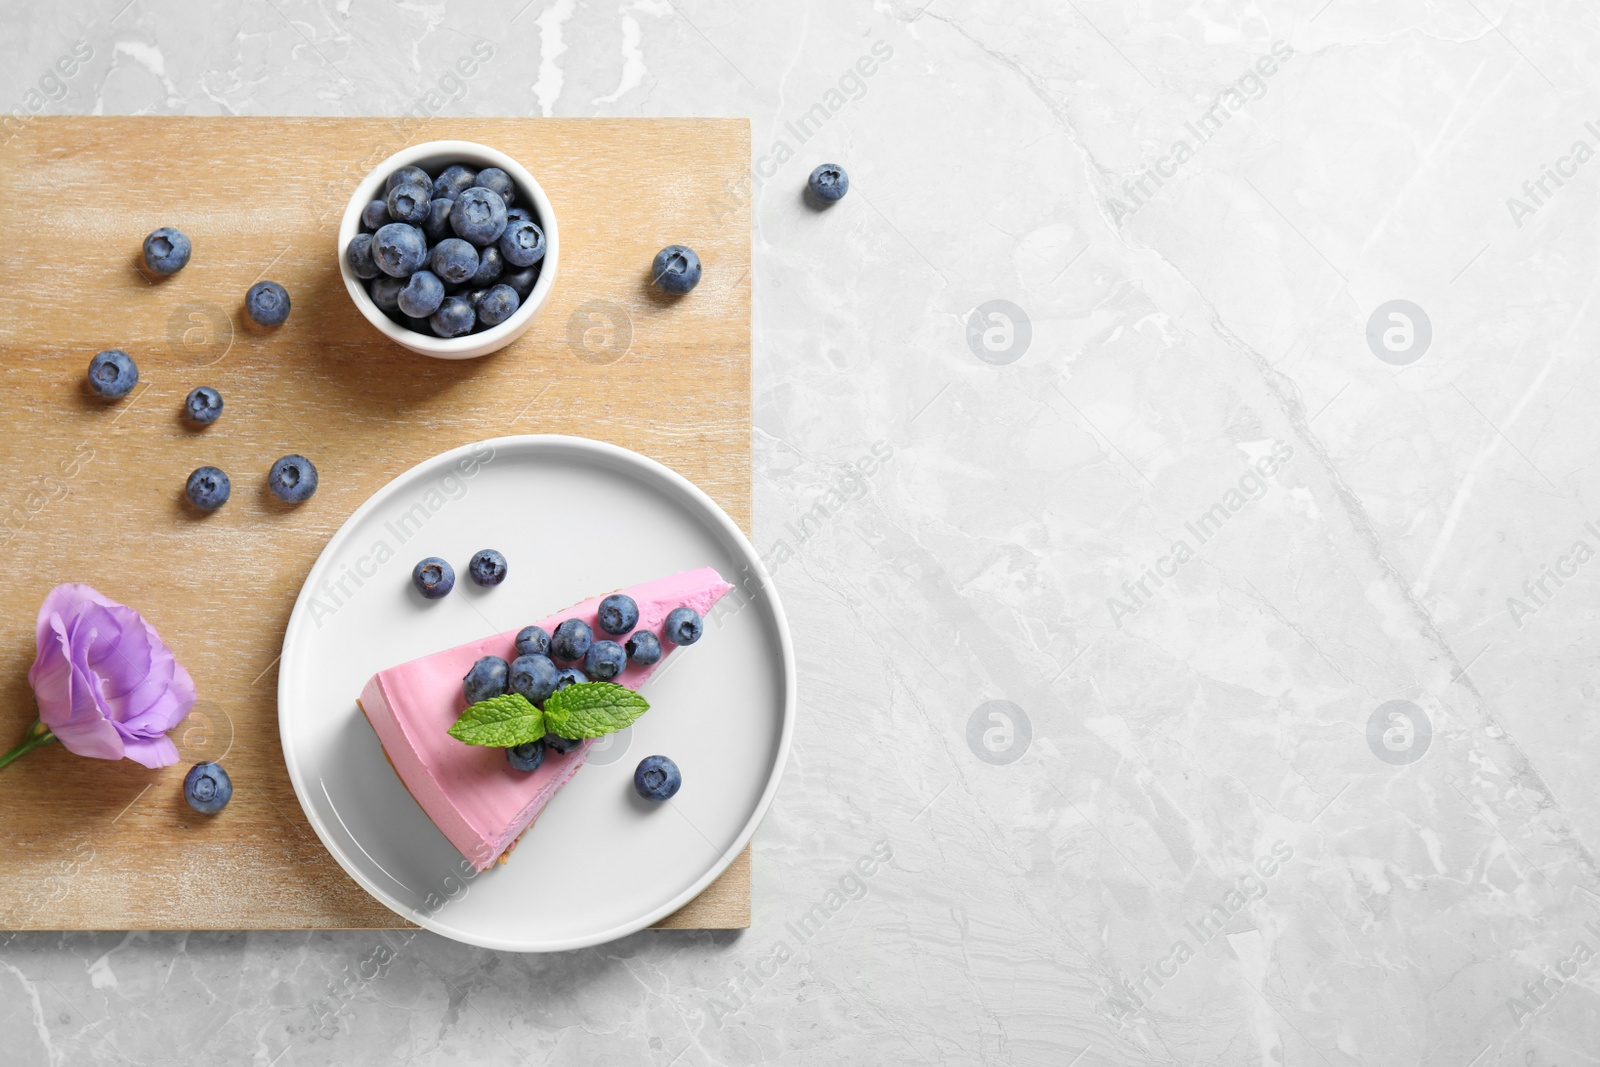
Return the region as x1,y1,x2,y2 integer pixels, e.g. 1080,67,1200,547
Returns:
447,693,546,748
544,682,650,739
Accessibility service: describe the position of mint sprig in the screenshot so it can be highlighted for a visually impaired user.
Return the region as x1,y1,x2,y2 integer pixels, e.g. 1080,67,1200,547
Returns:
447,693,546,747
543,682,650,739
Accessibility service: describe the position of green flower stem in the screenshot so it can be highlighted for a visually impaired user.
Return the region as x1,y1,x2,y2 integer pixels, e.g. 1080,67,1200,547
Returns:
0,721,56,770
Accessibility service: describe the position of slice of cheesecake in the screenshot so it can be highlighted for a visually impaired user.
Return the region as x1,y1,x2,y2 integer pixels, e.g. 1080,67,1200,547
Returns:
358,566,733,871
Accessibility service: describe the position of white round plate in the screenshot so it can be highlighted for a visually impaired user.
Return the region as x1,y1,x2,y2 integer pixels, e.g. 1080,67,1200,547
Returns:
278,436,794,951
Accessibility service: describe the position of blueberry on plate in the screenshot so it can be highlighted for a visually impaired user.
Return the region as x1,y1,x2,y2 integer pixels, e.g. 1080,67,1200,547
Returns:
463,655,510,704
502,265,540,299
474,167,516,206
373,223,428,278
468,548,508,586
651,245,701,294
544,731,583,755
596,594,639,635
385,165,433,194
346,233,382,279
86,349,138,399
476,284,519,327
368,275,405,313
246,281,291,326
429,295,476,337
385,181,432,225
550,619,593,662
185,466,230,510
506,741,546,772
807,163,849,203
471,245,504,288
663,606,703,645
184,761,233,814
412,556,455,599
449,186,508,247
432,164,477,201
509,653,560,705
505,206,532,224
142,227,191,274
422,197,454,244
585,640,626,681
498,219,545,267
430,238,480,286
515,625,551,658
185,386,223,425
268,454,318,503
633,755,681,801
397,270,445,319
625,630,661,666
361,199,390,231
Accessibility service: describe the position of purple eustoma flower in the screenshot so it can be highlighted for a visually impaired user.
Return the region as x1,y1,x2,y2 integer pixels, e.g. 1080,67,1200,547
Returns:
23,583,196,769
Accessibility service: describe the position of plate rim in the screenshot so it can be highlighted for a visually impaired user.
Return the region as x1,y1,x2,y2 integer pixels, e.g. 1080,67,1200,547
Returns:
277,433,794,951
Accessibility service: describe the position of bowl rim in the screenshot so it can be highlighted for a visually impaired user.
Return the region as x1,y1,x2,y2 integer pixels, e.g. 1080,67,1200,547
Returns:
337,139,559,359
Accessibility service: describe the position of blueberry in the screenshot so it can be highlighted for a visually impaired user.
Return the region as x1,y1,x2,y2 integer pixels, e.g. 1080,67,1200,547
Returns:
663,606,703,645
361,199,390,231
595,594,639,635
185,386,223,425
429,296,476,337
652,245,701,294
385,165,433,194
506,741,546,772
368,274,405,312
346,233,382,280
514,625,551,658
502,266,540,299
463,655,510,704
505,207,532,224
550,619,593,662
471,245,504,288
467,288,491,309
373,223,428,278
633,755,681,801
430,238,480,286
585,640,626,681
450,186,508,247
544,731,583,755
431,164,478,201
476,284,519,327
184,761,233,814
185,466,230,510
509,653,560,705
86,349,138,399
554,665,588,691
807,163,849,203
422,197,454,244
498,219,546,268
625,630,661,666
142,227,191,275
412,556,455,598
246,281,291,326
268,454,318,503
468,548,507,587
386,181,432,225
401,313,435,335
397,270,445,318
474,167,517,206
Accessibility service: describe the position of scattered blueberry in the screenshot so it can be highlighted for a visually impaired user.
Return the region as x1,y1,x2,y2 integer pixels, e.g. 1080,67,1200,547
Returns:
373,223,428,278
498,219,545,267
385,165,433,194
268,454,318,503
184,761,233,814
468,549,508,586
368,274,405,312
625,630,661,666
502,265,540,299
361,199,390,231
505,207,532,224
807,163,849,203
246,281,291,326
515,625,551,658
449,186,508,247
386,181,432,225
476,284,519,327
664,606,703,645
412,556,455,599
430,238,479,286
346,233,382,279
185,466,230,510
397,270,445,318
544,731,583,755
652,245,701,295
474,167,516,205
422,197,454,244
142,227,191,275
86,349,138,399
431,164,477,201
585,640,626,681
509,653,560,705
429,296,476,337
185,386,223,425
633,755,681,802
506,741,546,772
596,594,639,635
550,619,593,662
463,655,510,704
471,245,504,288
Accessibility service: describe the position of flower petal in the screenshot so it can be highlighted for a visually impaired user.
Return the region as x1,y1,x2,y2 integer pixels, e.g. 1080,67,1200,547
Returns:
118,732,178,769
33,615,123,761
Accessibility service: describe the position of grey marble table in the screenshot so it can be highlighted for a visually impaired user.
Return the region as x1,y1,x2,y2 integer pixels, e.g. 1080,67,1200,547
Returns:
5,1,1599,1064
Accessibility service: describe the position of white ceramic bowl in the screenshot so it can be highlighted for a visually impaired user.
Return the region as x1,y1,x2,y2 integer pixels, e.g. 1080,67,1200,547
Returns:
337,140,559,360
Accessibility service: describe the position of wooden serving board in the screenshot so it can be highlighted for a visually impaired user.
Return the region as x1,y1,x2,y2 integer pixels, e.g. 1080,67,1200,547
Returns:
0,118,751,931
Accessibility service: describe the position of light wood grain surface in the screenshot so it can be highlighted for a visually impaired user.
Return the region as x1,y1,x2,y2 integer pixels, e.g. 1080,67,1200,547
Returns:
0,117,751,931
